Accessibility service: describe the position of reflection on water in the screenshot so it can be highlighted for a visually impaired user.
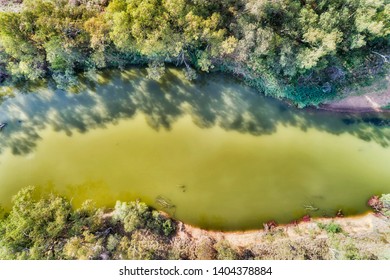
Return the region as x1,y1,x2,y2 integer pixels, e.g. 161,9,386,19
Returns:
0,68,390,230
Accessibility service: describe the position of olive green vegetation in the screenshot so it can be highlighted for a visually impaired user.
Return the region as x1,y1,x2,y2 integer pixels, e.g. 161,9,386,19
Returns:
0,186,175,260
317,222,343,234
0,0,389,106
380,194,390,217
1,187,389,260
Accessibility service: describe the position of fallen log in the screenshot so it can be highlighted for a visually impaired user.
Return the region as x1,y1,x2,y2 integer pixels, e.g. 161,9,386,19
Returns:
0,122,7,130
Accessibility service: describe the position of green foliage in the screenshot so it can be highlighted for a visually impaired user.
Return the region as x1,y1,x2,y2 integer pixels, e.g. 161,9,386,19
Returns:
113,200,175,236
234,0,390,105
343,242,363,260
63,231,104,260
0,0,101,85
0,188,389,260
0,186,71,259
284,84,336,108
214,240,239,260
0,0,388,105
183,66,197,80
146,60,166,81
379,194,390,217
318,222,343,234
104,0,233,72
113,200,150,232
70,200,104,235
0,186,105,259
115,231,169,260
0,187,175,260
162,219,175,237
106,234,120,252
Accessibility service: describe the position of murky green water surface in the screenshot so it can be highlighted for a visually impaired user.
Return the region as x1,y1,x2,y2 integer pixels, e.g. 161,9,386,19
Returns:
1,68,390,230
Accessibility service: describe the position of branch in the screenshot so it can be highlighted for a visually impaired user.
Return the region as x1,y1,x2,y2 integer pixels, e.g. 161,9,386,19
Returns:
372,51,389,63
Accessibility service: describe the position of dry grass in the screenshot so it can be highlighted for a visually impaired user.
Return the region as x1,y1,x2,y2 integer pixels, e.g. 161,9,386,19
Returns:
0,0,23,13
173,213,390,260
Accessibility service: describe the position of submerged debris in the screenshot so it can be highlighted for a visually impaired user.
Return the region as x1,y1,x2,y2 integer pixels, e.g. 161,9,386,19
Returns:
155,195,175,209
263,220,278,231
0,122,7,131
336,209,344,218
303,204,319,212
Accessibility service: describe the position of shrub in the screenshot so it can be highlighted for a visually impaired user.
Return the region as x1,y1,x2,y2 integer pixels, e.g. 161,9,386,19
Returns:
113,201,151,232
343,243,362,260
368,195,383,212
0,186,72,259
114,232,169,260
113,201,175,236
106,234,120,252
318,222,343,234
195,237,216,260
214,240,239,260
63,232,104,260
382,104,390,110
379,194,390,217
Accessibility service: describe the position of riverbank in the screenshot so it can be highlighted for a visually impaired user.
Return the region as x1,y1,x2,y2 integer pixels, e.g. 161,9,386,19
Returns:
225,61,390,112
320,76,390,113
1,187,389,260
175,212,390,259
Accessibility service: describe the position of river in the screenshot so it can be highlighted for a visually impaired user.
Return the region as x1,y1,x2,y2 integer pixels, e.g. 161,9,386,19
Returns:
1,68,390,230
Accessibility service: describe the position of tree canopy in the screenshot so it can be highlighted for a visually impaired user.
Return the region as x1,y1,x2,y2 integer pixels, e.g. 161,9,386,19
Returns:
0,0,389,104
0,186,175,259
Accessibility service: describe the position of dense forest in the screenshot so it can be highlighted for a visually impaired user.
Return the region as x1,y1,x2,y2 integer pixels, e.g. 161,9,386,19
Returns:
0,0,389,106
0,187,389,260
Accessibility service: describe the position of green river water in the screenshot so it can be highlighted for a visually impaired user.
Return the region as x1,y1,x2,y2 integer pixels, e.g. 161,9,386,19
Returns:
1,68,390,230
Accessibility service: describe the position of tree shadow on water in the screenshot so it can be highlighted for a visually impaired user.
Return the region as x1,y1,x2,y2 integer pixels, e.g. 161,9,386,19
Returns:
1,68,390,156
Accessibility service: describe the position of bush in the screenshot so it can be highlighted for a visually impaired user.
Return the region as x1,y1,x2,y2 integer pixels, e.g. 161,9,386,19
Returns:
214,240,239,260
343,243,362,260
318,222,343,234
113,201,151,232
382,104,390,110
0,186,72,259
380,194,390,217
195,237,216,260
114,232,169,260
0,186,107,259
63,231,105,260
284,84,336,108
113,201,175,236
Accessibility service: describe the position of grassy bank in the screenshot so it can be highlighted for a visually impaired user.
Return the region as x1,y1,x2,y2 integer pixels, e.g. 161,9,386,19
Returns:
0,187,389,260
